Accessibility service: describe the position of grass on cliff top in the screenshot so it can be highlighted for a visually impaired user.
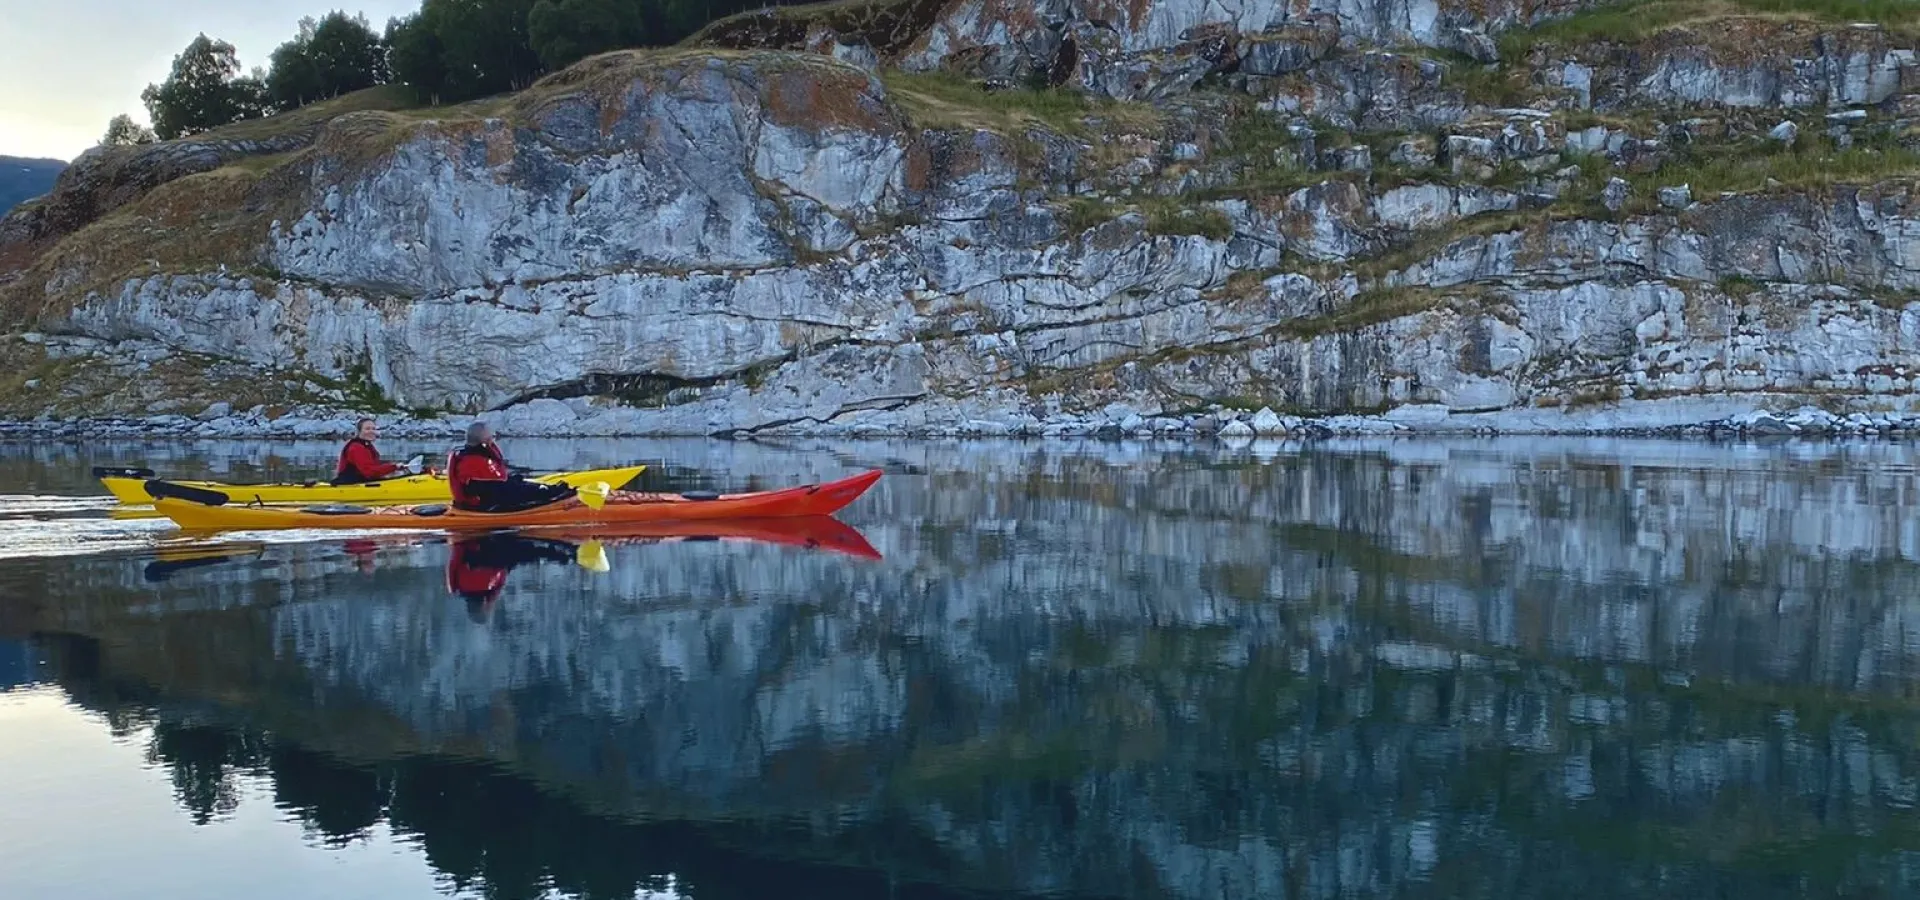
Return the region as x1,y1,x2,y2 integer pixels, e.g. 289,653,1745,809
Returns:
190,86,424,143
880,71,1164,140
1502,0,1920,55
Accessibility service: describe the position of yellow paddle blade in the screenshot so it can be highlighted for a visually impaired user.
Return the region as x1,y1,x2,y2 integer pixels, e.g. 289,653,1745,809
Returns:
577,481,611,510
575,539,610,572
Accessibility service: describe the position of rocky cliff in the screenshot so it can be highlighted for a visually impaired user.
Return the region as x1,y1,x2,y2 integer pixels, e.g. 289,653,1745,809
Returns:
4,1,1920,436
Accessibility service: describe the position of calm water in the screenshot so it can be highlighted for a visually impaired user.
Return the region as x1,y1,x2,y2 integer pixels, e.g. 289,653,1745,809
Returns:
4,436,1920,900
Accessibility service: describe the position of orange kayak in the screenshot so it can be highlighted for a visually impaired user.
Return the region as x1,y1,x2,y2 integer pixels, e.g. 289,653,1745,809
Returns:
149,469,884,532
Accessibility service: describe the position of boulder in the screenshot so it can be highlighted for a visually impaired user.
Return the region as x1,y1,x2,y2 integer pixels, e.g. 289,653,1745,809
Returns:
1250,407,1288,435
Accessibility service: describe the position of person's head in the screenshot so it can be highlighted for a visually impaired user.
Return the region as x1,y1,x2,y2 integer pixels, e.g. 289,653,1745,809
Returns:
355,417,377,441
465,421,494,447
463,594,498,625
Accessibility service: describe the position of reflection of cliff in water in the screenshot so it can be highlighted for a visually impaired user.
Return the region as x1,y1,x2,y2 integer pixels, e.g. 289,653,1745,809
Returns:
13,439,1920,899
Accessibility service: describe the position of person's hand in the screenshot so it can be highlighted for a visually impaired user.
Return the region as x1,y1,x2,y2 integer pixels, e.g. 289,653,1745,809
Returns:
426,465,442,477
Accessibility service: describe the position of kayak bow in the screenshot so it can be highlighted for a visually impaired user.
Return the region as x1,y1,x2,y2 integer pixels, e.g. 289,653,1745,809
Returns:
99,464,647,506
148,469,884,532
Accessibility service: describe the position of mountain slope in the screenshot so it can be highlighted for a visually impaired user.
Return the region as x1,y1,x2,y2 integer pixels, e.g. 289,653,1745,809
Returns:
0,156,65,215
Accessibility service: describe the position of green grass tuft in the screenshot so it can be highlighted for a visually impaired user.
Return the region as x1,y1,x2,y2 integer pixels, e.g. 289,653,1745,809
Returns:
1140,198,1234,241
878,70,1162,139
1639,134,1920,199
1061,196,1121,232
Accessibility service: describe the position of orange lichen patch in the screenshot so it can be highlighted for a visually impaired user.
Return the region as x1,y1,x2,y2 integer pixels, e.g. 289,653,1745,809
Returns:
483,126,519,170
902,141,937,192
1075,0,1156,35
761,64,898,134
926,127,1025,186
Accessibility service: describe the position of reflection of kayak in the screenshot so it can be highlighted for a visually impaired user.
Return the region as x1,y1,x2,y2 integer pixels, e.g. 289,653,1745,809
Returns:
148,469,884,532
143,541,267,581
531,516,881,559
96,464,648,505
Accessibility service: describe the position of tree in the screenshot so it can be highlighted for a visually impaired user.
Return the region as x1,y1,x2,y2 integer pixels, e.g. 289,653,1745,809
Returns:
141,34,268,140
386,12,449,103
528,0,646,71
436,0,544,98
385,0,543,103
101,114,158,146
659,0,723,42
267,11,389,111
267,19,326,110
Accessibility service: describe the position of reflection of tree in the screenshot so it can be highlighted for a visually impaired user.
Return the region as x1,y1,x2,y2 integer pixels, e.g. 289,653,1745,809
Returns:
145,722,267,825
131,717,990,900
266,744,387,846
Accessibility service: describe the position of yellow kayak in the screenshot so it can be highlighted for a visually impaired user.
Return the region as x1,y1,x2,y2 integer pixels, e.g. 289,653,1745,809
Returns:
96,464,648,506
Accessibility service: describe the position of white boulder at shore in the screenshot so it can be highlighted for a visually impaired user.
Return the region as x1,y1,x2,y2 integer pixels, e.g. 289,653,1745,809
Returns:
7,396,1916,440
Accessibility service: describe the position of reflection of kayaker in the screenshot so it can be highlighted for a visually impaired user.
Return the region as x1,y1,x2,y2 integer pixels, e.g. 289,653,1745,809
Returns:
446,533,577,623
342,538,383,573
443,517,881,623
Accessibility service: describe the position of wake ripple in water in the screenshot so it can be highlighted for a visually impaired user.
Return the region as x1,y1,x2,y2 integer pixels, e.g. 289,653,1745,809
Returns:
0,495,420,562
0,495,172,560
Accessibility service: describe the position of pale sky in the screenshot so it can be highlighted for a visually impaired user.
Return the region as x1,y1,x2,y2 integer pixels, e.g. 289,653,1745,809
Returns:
0,0,419,161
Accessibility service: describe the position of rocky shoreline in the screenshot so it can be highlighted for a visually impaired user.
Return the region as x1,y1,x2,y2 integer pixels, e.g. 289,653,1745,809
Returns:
6,396,1916,441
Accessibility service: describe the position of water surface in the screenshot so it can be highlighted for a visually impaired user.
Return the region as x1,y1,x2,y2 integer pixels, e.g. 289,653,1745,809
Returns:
3,436,1920,900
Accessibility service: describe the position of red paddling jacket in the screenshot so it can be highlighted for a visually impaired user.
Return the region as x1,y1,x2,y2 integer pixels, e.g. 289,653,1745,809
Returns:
447,441,509,510
335,437,400,484
446,539,509,600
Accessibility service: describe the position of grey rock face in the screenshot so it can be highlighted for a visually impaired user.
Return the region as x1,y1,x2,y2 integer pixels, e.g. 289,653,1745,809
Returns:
9,4,1920,438
1540,23,1919,111
902,0,1611,100
1601,177,1630,212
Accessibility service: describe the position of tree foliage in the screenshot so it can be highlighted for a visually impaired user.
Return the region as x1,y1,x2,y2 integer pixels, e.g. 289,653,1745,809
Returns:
102,114,159,147
265,11,390,111
527,0,647,71
384,0,813,103
145,0,828,130
141,34,271,140
387,0,543,103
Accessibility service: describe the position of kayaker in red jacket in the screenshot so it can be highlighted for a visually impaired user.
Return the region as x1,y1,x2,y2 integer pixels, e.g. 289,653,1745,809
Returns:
447,532,576,622
335,418,429,484
446,421,575,512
